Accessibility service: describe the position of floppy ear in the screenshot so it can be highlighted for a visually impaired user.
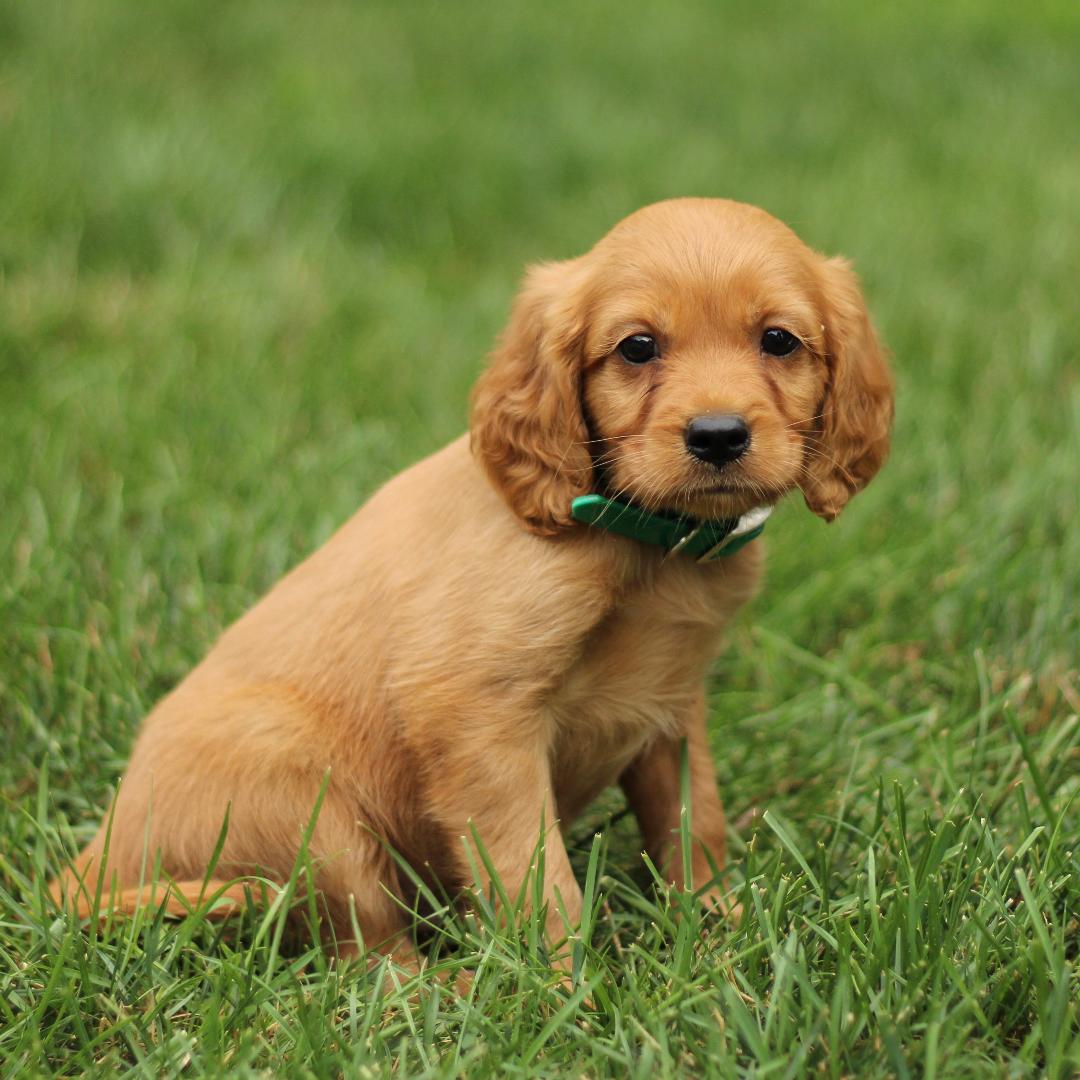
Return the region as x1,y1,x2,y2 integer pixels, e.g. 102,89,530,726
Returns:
470,259,594,535
801,257,894,521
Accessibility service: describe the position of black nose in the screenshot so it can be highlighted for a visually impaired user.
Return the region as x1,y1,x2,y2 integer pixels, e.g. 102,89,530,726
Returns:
684,413,751,466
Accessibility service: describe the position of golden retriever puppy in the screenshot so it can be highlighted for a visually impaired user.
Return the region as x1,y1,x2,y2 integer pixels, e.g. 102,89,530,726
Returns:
52,198,893,974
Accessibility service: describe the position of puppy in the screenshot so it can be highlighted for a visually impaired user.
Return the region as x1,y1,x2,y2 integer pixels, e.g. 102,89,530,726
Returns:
52,198,893,973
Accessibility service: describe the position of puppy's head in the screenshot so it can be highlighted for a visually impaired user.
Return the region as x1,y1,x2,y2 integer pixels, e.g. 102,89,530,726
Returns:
470,198,893,535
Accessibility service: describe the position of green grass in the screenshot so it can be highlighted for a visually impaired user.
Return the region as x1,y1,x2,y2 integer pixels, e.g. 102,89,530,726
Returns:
2,0,1079,1074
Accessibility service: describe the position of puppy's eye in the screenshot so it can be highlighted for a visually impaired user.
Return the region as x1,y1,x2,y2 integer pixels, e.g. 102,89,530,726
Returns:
761,327,801,357
617,333,659,364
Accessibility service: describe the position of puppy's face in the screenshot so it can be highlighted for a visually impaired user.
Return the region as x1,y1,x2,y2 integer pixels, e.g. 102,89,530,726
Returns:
581,203,839,522
472,199,893,534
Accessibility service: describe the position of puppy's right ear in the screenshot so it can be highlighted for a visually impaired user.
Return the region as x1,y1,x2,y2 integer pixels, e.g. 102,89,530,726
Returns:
470,259,594,535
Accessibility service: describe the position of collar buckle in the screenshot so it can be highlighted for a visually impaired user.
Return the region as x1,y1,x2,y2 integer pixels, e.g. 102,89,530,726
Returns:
663,522,706,561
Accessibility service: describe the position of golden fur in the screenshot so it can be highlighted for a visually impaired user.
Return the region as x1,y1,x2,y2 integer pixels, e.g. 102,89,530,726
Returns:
51,198,893,973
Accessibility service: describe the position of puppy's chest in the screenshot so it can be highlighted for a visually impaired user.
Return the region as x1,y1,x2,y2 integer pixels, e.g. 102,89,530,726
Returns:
547,566,738,813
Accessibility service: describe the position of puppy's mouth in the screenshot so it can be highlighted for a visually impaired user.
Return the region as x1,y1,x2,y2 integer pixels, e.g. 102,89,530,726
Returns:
673,474,788,520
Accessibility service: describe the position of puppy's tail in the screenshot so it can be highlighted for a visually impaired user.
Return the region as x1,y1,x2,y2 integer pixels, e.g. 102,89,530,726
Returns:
49,844,253,922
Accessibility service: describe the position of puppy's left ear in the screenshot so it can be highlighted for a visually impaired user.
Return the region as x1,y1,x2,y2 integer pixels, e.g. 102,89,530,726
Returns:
801,257,894,521
470,258,594,535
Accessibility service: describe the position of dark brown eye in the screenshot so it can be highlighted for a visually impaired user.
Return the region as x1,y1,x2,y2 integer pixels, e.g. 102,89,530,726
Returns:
761,327,801,357
617,333,659,364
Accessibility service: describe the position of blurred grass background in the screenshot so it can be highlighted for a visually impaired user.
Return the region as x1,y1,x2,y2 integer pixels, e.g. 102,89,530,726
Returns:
2,0,1079,1074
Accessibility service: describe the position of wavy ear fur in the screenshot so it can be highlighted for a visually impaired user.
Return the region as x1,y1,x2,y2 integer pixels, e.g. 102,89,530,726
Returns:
470,259,594,535
802,257,895,521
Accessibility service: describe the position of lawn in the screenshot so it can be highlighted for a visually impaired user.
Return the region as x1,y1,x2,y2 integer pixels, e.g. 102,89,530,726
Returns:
2,0,1079,1075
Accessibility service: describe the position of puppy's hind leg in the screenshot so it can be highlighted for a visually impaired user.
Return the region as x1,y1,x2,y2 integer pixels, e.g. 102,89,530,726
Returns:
52,782,431,983
192,781,428,978
47,806,254,923
308,826,414,963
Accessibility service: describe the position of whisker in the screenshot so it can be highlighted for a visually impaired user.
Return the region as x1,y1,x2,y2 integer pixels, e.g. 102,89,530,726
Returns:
783,412,827,431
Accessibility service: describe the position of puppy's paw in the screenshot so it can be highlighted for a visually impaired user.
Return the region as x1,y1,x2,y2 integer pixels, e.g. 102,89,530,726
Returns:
697,886,742,925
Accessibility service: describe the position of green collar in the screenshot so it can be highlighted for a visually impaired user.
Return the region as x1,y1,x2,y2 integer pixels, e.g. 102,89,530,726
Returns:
570,494,770,561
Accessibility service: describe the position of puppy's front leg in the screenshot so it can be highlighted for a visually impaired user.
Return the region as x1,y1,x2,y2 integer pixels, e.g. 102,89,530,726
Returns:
428,743,583,959
619,690,736,916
